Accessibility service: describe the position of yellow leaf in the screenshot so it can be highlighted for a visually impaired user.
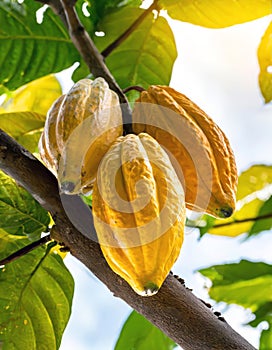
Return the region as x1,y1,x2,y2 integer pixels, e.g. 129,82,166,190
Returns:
258,21,272,103
159,0,272,28
236,164,272,200
1,75,62,115
208,198,264,237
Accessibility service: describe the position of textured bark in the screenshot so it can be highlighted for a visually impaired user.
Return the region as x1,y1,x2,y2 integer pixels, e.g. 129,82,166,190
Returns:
0,130,256,350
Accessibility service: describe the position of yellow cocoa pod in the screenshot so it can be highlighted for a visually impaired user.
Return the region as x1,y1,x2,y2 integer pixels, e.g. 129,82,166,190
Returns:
133,85,238,218
92,133,186,296
39,94,65,174
39,77,123,193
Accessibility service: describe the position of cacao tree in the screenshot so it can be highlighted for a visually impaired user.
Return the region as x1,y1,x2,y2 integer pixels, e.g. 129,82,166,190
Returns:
0,1,272,349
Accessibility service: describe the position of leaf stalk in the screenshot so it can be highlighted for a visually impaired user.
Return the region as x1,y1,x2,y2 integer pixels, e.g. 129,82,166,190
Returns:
0,234,53,267
101,0,160,58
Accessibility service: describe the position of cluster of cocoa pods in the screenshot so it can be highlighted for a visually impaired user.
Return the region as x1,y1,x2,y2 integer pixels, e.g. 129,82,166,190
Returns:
39,77,238,296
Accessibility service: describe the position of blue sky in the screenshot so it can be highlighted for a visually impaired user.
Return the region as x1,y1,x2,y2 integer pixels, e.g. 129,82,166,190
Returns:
59,14,272,350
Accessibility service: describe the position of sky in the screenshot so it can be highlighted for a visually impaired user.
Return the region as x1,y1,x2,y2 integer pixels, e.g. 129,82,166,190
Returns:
58,14,272,350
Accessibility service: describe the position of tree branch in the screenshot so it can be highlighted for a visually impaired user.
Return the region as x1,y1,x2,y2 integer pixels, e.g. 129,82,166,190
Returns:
59,0,120,97
61,0,132,133
0,130,256,350
101,0,159,58
36,0,68,26
0,235,52,266
36,0,133,133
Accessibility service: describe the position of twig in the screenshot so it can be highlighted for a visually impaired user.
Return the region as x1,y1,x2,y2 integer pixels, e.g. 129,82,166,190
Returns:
187,212,272,230
101,0,160,58
213,212,272,228
123,85,146,94
59,0,132,133
0,235,52,266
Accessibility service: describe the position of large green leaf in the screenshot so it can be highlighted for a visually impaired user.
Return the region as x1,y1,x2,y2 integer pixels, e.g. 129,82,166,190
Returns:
258,21,272,103
0,171,50,239
159,0,272,28
95,7,177,90
0,233,74,350
260,327,272,350
0,0,79,90
249,302,272,327
115,310,177,350
199,260,272,350
0,112,45,153
199,260,272,309
89,0,142,23
72,0,143,80
248,302,272,350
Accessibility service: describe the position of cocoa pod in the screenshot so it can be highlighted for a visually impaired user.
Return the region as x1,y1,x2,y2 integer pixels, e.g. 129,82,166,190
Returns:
39,78,123,194
133,85,238,218
39,94,65,174
92,133,186,296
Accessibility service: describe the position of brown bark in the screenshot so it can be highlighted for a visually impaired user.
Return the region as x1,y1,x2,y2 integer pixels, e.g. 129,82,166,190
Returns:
0,130,256,350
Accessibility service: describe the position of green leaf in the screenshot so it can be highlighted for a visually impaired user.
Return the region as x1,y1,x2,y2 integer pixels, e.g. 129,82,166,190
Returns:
199,261,272,350
249,196,272,236
0,112,45,153
258,21,272,103
72,59,91,82
159,0,272,28
77,1,95,34
0,171,50,239
0,0,79,90
86,0,141,29
208,275,272,310
248,303,272,350
197,215,216,237
260,327,272,350
199,260,272,287
199,260,272,310
0,85,10,96
0,237,74,350
80,193,92,207
199,260,272,350
249,302,272,350
248,302,272,327
115,310,177,350
95,8,177,90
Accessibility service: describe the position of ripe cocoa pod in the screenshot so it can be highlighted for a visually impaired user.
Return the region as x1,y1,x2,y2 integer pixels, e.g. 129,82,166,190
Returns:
39,94,65,174
92,132,186,296
133,85,238,218
39,78,123,193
